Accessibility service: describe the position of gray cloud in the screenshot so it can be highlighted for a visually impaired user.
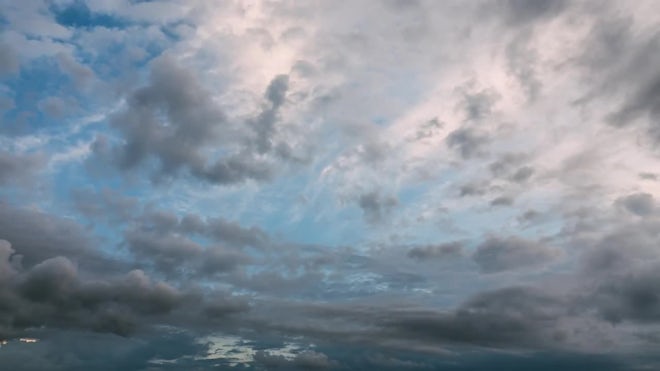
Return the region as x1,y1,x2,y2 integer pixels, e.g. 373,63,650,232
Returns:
0,201,110,270
137,209,270,249
458,88,499,122
254,349,336,370
111,55,225,177
0,151,44,185
408,242,463,261
250,74,289,154
358,191,398,224
0,240,179,338
510,166,534,183
458,182,488,197
0,41,19,75
639,172,658,181
0,237,247,340
579,14,660,145
109,55,306,185
446,127,489,159
615,192,656,217
593,264,660,324
490,196,514,207
254,285,595,353
124,228,248,278
472,236,561,273
121,210,268,278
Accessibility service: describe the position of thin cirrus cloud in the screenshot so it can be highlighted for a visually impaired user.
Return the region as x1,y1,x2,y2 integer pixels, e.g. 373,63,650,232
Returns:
0,0,659,370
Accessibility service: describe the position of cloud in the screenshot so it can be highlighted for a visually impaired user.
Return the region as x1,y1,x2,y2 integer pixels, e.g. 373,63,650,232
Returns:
0,241,180,338
3,0,660,369
358,191,398,224
109,55,305,185
0,151,44,185
615,192,657,217
110,55,226,177
0,41,19,75
408,242,464,261
490,196,514,207
446,127,489,159
0,202,108,270
254,349,336,370
0,236,247,340
472,236,561,273
497,0,568,26
117,209,274,278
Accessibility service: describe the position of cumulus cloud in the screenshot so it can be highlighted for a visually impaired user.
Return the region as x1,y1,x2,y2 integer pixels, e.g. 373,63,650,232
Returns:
109,55,305,185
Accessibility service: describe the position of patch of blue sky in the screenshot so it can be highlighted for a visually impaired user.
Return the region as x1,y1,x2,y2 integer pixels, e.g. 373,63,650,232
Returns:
51,1,130,30
2,60,69,132
397,182,432,206
0,13,8,29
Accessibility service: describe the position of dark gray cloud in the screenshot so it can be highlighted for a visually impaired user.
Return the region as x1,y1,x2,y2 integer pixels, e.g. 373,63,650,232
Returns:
124,228,248,278
407,241,463,261
121,209,268,278
579,219,660,276
0,240,179,338
358,191,398,224
383,286,568,348
255,285,581,352
615,193,656,217
458,182,488,197
593,264,660,324
137,209,270,249
254,349,336,370
110,55,304,185
490,196,514,207
250,74,289,154
446,127,489,159
0,237,247,340
0,201,110,270
608,71,660,142
579,14,660,145
472,236,560,273
0,328,210,371
111,55,226,177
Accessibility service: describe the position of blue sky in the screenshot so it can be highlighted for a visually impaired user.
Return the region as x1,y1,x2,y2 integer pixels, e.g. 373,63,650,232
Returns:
1,0,660,370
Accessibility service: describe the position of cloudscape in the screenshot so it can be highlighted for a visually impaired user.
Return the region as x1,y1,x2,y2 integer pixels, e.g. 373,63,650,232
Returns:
1,0,660,370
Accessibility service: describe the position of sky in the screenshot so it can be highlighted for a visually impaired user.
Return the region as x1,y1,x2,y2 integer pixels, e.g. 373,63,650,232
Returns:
0,0,660,370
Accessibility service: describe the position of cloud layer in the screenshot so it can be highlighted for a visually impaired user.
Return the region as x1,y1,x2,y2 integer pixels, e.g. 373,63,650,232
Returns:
1,0,660,369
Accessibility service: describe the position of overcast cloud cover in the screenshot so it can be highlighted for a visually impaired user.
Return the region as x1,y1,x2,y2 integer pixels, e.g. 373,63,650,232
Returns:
1,0,660,369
